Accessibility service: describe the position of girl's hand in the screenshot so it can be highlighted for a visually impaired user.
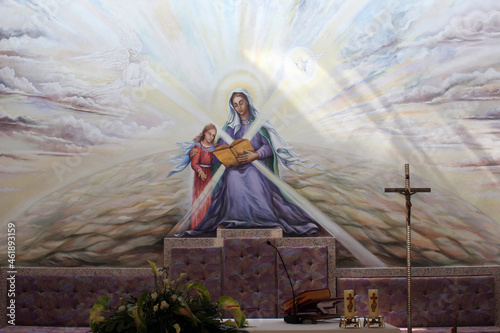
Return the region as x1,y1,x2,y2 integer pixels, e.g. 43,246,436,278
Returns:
198,169,207,180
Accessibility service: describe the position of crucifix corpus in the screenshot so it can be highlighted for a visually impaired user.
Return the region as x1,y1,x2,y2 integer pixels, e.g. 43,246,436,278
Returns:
384,163,431,333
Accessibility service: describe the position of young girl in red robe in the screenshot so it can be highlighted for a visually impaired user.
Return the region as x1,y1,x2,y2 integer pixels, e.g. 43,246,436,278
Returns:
189,124,217,229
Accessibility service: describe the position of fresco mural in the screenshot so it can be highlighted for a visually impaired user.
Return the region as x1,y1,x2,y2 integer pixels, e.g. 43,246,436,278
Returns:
168,88,323,237
0,0,499,268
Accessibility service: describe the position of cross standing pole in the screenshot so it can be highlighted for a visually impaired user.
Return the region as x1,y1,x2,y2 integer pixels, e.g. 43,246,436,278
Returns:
384,164,430,333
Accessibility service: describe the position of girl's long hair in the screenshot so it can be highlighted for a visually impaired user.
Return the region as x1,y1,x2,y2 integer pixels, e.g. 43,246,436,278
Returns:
193,123,217,142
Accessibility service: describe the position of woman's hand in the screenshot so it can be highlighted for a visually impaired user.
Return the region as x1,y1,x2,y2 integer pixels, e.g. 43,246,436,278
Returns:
238,150,259,165
189,147,199,158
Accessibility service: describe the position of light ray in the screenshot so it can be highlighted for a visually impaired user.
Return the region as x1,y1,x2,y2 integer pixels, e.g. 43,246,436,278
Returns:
252,160,386,267
146,66,214,124
209,84,383,266
167,164,226,236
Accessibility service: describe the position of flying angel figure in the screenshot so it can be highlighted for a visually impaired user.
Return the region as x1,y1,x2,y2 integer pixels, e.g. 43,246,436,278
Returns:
77,17,150,99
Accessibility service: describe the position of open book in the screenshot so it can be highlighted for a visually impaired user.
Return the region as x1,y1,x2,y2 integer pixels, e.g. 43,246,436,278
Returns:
283,288,343,322
283,288,332,313
213,138,254,167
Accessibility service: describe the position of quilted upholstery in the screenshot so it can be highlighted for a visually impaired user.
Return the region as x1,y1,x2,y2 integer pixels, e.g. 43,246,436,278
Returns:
277,246,328,316
224,238,276,318
4,242,498,332
170,247,222,300
15,275,153,327
0,328,89,333
399,328,500,333
337,276,495,327
168,239,329,319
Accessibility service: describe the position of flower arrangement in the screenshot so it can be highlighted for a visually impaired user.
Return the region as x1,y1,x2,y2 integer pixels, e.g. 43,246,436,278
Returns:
89,260,247,333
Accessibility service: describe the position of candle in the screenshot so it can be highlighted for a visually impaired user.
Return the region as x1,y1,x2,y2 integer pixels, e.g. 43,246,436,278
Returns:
344,289,355,318
368,289,379,318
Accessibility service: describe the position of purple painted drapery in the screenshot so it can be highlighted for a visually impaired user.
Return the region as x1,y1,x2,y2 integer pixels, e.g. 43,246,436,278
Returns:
181,120,319,236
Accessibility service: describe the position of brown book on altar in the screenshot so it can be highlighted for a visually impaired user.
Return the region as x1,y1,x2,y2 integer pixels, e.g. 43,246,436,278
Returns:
213,138,254,167
283,288,332,313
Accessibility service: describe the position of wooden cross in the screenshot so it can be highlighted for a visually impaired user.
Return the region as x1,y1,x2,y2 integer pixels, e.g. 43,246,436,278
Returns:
385,164,430,333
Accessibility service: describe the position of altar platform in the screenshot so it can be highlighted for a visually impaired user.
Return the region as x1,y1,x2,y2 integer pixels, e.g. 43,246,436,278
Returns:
0,228,498,330
238,318,400,333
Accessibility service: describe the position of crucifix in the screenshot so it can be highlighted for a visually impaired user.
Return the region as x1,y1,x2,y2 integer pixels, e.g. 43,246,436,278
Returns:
370,292,378,312
384,163,430,333
346,293,354,313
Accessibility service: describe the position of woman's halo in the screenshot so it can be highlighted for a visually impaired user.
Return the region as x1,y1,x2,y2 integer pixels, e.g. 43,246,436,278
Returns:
211,68,267,123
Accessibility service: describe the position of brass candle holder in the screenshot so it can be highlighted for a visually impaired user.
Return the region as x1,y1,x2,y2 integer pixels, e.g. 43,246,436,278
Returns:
340,316,361,328
363,316,385,328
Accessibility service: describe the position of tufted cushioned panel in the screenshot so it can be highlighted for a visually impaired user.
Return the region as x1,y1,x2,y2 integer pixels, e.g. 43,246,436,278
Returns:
399,328,500,333
0,327,90,332
337,276,495,328
224,238,276,318
171,247,222,300
276,246,328,317
0,326,493,333
14,275,153,327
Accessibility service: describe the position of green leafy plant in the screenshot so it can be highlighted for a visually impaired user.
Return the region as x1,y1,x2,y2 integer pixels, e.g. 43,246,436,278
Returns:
89,260,247,333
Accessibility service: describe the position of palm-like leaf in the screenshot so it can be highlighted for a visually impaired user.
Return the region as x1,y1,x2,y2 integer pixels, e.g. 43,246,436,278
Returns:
218,296,246,328
89,295,110,332
183,281,211,304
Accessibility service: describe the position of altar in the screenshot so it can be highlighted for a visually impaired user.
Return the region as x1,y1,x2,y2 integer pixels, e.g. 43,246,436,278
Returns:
164,226,336,318
237,318,401,333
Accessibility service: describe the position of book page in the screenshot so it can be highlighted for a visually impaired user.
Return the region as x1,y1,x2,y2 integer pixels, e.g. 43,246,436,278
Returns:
283,288,331,311
213,145,238,167
230,138,254,156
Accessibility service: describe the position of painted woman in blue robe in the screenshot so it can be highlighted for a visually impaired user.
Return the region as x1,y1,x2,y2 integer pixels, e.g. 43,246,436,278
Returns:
180,88,319,236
